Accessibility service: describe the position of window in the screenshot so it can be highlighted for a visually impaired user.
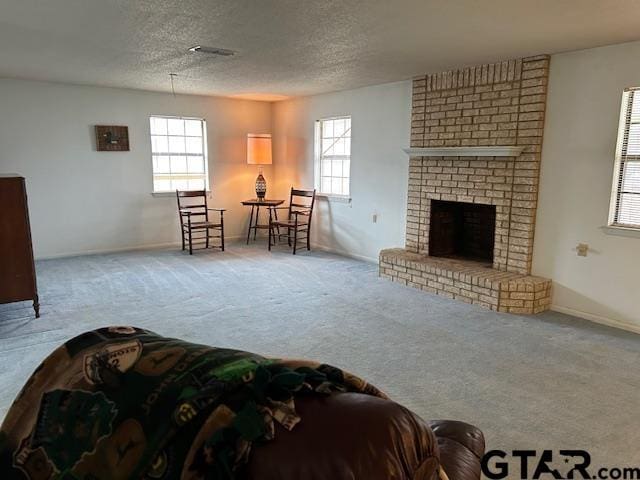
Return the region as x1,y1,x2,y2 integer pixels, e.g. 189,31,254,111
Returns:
149,116,208,193
315,116,351,196
610,89,640,228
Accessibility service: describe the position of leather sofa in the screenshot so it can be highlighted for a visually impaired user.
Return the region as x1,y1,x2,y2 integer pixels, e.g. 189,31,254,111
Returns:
0,327,485,480
246,393,485,480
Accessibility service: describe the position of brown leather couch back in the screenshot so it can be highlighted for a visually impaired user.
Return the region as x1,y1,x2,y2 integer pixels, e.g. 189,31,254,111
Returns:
245,393,441,480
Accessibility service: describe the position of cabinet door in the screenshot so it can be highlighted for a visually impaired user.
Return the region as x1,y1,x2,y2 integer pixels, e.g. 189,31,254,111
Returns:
0,177,36,303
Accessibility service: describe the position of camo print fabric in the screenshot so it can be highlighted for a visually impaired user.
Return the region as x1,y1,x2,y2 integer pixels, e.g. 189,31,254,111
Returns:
0,327,387,479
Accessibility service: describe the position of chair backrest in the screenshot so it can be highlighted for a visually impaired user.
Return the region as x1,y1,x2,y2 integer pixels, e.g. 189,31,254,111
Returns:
176,190,208,226
288,188,316,221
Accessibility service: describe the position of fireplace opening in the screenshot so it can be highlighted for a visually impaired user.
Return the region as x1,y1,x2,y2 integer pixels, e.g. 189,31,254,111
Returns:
429,200,496,264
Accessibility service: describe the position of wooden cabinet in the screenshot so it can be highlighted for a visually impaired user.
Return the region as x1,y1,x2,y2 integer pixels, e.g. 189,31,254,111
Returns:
0,175,39,318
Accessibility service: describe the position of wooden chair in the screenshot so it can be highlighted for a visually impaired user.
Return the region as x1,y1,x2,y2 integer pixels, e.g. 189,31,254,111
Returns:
176,190,225,255
268,188,316,254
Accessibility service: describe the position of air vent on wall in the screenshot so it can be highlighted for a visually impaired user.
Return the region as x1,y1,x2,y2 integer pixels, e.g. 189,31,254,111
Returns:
188,45,236,57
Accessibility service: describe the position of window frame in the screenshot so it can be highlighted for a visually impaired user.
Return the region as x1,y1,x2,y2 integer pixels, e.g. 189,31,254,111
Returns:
314,115,352,199
149,115,209,194
608,89,640,231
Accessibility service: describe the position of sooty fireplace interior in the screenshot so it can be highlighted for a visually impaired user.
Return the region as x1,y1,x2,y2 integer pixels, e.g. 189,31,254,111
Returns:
429,200,496,264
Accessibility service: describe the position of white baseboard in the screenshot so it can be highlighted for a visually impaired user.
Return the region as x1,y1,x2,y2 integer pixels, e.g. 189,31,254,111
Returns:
36,242,180,260
36,236,244,260
551,304,640,335
311,243,378,264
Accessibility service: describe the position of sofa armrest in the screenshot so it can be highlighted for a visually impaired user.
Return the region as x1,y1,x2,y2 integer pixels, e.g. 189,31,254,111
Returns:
428,420,485,480
428,420,485,459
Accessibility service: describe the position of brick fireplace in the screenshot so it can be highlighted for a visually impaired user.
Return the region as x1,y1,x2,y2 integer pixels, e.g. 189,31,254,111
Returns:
380,55,552,314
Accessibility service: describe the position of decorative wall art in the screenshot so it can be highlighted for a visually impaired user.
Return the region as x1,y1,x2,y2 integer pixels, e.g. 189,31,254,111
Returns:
95,125,130,151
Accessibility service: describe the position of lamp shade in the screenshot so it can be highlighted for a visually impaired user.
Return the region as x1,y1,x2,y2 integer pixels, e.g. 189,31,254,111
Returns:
247,134,272,165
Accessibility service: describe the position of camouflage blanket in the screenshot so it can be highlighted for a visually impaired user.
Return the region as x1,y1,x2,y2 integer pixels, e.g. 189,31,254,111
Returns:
0,327,386,479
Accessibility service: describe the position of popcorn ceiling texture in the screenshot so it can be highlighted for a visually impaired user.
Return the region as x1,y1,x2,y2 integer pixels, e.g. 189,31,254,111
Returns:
380,55,552,314
2,2,640,98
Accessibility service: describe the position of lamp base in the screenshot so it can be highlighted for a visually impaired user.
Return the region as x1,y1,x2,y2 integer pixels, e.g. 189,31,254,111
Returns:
255,172,267,200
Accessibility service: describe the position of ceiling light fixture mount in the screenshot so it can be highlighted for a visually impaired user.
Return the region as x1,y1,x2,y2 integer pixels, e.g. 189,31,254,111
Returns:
168,73,178,97
188,45,236,57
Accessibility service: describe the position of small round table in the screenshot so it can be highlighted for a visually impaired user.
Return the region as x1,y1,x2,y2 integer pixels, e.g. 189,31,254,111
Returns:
241,198,285,244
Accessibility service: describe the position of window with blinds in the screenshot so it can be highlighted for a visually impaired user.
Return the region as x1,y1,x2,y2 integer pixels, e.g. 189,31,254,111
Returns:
610,89,640,228
149,116,208,193
315,116,351,196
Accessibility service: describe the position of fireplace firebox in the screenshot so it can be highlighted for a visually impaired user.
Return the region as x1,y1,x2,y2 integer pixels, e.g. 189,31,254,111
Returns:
429,200,496,264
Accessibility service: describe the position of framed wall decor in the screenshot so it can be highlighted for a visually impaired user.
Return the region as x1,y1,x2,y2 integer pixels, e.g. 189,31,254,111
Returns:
95,125,130,151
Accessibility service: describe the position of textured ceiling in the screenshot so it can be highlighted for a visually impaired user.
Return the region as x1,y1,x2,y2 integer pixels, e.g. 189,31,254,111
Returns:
1,0,640,100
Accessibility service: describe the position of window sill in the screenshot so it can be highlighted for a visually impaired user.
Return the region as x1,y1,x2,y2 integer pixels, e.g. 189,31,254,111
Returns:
151,191,210,198
600,225,640,239
316,193,352,204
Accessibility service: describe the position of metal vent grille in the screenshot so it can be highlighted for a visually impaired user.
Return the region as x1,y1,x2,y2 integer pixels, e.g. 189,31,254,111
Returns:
188,46,235,57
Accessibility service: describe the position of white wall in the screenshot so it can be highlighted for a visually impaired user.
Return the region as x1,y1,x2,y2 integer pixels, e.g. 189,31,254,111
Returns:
533,41,640,332
0,79,272,258
272,81,411,262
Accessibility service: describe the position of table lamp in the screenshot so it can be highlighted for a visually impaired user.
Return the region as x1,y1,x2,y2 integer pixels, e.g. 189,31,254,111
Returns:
247,133,272,199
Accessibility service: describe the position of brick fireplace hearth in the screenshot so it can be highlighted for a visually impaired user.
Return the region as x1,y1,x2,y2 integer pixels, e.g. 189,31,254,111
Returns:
380,55,552,314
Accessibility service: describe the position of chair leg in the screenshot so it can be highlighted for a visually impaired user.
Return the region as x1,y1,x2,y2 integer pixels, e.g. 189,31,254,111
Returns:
181,230,185,251
188,229,193,255
306,226,311,251
206,227,210,249
287,227,292,247
220,211,225,252
273,207,281,237
293,227,298,255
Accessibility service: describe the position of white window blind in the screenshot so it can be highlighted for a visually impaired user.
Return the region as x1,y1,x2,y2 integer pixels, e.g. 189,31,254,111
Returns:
149,116,208,193
610,89,640,228
315,116,351,196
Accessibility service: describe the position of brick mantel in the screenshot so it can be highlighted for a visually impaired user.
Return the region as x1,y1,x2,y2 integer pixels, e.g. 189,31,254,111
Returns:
403,146,525,157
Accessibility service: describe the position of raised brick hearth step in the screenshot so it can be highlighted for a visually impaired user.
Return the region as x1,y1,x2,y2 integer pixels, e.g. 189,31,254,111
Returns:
379,248,551,314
